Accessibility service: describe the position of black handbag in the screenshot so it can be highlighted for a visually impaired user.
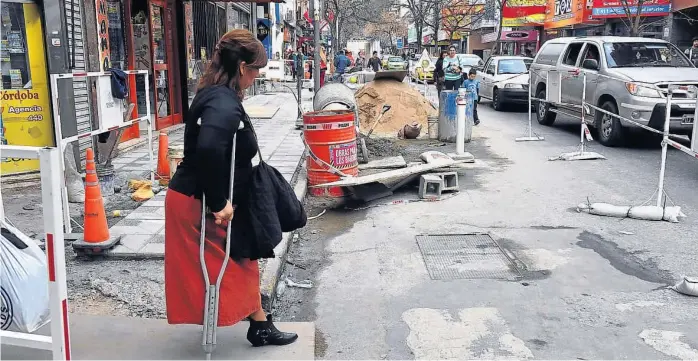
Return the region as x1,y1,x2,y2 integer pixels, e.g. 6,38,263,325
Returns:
247,117,307,233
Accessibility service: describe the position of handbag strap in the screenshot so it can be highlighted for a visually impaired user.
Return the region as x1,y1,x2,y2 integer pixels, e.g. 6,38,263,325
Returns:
243,113,265,164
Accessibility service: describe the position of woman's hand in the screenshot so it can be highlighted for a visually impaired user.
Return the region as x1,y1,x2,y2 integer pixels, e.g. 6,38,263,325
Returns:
213,201,235,225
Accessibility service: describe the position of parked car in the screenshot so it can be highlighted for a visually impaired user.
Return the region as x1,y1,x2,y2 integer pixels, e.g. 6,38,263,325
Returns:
387,56,407,70
456,54,485,73
529,36,698,146
476,56,533,110
381,55,391,68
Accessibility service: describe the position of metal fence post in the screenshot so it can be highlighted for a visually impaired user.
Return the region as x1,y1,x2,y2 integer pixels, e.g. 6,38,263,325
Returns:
656,89,673,207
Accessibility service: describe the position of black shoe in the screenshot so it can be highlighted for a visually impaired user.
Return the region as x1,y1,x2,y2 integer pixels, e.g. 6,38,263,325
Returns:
247,314,298,347
474,120,480,126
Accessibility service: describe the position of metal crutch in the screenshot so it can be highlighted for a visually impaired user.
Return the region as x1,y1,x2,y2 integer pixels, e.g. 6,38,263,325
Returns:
199,133,237,360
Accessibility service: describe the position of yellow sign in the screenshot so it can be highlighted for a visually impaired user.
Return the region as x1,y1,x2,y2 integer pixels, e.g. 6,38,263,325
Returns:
1,3,54,174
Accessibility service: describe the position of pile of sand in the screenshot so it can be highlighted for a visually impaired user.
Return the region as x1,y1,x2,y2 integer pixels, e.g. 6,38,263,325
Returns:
355,80,437,137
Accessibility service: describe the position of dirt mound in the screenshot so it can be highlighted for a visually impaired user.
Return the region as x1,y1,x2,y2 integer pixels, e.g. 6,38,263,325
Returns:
355,80,437,137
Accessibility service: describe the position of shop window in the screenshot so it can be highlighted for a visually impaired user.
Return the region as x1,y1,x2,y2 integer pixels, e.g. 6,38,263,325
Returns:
151,4,167,64
107,0,127,69
1,2,31,89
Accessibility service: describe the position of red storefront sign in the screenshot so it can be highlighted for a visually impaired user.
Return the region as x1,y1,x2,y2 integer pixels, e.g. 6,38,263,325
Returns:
502,0,546,26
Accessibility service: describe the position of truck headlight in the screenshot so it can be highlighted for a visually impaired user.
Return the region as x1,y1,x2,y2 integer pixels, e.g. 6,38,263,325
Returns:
504,83,523,89
626,82,661,98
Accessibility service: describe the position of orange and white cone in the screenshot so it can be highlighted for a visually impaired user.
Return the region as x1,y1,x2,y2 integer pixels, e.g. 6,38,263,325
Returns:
72,148,121,254
156,132,171,186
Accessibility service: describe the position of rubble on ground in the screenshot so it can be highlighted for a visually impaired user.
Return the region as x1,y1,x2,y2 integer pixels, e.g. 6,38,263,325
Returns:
356,80,437,137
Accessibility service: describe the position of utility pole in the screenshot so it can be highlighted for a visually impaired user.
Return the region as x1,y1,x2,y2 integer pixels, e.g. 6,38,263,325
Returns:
310,0,321,91
251,3,258,95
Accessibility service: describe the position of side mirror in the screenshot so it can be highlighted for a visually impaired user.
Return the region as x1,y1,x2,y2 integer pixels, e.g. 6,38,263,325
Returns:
582,59,599,70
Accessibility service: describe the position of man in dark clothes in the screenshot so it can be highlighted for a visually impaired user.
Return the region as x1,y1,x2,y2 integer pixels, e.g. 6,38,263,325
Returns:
367,51,382,72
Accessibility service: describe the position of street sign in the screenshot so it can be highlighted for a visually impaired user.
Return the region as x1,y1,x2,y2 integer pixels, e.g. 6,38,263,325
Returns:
418,49,431,69
396,38,403,50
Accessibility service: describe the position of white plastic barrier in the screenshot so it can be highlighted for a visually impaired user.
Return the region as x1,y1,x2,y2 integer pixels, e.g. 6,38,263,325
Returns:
50,70,152,233
0,145,71,360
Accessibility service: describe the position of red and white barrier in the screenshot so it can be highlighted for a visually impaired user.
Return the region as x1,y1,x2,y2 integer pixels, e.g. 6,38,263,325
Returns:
50,70,153,233
0,145,71,360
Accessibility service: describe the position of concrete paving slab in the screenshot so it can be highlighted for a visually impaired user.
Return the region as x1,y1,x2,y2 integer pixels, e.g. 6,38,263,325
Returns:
1,314,314,360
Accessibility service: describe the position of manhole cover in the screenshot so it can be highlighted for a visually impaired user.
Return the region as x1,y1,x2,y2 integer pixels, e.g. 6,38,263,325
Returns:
416,234,521,280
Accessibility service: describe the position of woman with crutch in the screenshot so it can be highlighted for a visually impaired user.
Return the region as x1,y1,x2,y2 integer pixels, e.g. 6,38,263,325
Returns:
164,29,298,348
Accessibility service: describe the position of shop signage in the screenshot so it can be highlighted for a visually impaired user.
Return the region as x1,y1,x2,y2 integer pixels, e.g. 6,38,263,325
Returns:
544,0,598,29
408,25,417,44
0,3,54,174
591,0,671,18
502,0,546,26
482,30,539,43
257,19,272,60
96,0,111,71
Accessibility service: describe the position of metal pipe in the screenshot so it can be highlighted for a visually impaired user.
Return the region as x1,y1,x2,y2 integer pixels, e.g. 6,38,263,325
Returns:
656,90,672,207
310,0,321,91
580,72,587,152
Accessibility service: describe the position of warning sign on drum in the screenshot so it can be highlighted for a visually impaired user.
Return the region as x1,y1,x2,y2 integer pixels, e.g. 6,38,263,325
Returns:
329,142,358,169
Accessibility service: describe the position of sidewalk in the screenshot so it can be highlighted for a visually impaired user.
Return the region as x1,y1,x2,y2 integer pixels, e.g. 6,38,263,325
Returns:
105,90,309,258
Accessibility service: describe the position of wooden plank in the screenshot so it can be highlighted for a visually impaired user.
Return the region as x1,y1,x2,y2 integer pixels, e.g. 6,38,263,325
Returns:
311,159,465,187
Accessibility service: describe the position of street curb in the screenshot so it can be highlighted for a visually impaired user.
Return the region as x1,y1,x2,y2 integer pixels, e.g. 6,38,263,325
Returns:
259,164,307,310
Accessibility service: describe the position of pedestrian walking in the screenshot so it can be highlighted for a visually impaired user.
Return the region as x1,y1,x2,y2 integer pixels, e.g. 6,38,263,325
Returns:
164,29,298,347
434,50,447,98
367,51,382,72
320,46,328,88
685,36,698,67
460,68,480,125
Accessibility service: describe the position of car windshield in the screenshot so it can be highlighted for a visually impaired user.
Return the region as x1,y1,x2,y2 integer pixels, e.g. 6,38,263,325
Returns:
497,59,528,74
603,42,692,68
389,57,402,62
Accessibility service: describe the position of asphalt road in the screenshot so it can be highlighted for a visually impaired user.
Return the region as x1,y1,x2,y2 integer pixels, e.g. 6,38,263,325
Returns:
276,93,698,359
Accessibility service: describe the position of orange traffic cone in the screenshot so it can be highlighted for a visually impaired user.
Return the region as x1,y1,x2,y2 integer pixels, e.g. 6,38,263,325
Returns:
72,148,121,255
156,132,170,186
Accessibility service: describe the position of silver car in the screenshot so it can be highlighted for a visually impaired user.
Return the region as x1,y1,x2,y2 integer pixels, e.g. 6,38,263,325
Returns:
529,36,698,146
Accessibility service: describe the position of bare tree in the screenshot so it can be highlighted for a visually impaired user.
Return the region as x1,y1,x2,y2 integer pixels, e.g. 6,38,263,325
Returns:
364,11,409,48
429,0,486,44
402,0,432,51
614,0,665,36
490,0,507,55
324,0,394,52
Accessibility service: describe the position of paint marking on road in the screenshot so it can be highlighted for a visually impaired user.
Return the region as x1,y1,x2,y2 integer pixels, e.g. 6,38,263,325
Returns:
639,329,698,360
402,307,534,360
615,301,665,312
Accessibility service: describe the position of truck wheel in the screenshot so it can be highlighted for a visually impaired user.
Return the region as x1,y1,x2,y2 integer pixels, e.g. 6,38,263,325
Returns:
536,89,556,125
596,100,625,147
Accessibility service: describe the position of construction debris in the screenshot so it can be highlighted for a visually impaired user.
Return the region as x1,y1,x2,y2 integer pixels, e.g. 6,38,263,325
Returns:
671,276,698,297
398,123,423,139
356,80,437,137
358,156,407,170
128,179,154,202
576,202,687,223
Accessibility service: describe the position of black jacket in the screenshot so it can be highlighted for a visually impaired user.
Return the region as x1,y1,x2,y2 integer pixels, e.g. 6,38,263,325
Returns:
434,58,445,78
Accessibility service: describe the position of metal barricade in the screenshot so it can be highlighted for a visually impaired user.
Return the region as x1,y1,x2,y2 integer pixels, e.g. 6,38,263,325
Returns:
0,145,71,360
525,66,698,209
50,70,153,234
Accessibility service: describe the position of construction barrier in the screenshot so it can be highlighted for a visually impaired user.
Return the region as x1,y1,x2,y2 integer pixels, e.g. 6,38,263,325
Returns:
526,68,698,209
0,145,71,360
50,70,153,234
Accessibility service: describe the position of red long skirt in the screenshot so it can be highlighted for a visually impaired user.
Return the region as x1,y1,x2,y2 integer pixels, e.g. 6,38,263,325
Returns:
164,189,260,326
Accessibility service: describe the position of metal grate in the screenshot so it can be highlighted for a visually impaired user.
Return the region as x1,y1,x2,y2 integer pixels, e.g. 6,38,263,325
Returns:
416,234,522,281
